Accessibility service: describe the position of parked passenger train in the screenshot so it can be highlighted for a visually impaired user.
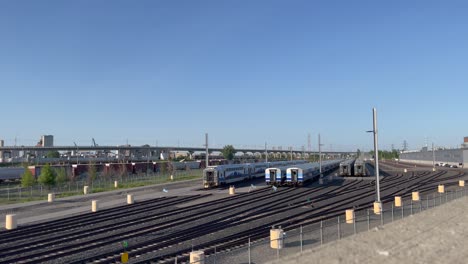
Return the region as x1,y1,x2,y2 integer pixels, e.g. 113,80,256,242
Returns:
353,159,366,176
285,160,342,186
265,165,289,186
203,160,306,188
339,159,356,176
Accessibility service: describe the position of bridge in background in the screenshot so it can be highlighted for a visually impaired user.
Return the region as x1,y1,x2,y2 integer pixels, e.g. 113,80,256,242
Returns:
0,145,354,162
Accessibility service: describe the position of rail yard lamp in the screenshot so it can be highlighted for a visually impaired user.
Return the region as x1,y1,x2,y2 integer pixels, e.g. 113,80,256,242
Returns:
366,108,381,206
318,134,323,176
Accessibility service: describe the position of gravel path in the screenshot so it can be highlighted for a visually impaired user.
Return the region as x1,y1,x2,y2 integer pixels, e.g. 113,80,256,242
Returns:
268,195,468,264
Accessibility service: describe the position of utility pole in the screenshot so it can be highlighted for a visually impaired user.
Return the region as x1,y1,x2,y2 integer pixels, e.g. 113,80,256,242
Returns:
319,134,322,175
308,133,311,152
205,133,209,168
265,142,268,163
372,108,381,203
290,146,293,161
432,142,435,168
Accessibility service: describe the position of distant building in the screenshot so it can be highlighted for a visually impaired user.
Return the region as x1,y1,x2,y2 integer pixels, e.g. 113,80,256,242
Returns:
462,137,468,148
41,135,54,147
400,137,468,168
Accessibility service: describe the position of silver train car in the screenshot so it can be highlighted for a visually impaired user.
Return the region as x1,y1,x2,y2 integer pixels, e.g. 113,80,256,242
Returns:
339,159,355,176
353,159,366,176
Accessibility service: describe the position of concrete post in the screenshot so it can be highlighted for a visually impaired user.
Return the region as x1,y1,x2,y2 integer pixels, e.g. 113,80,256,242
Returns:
395,196,402,207
190,251,205,264
127,194,134,204
412,191,420,201
459,180,465,187
48,193,55,203
345,209,354,224
5,214,17,230
373,201,381,215
229,186,235,195
114,181,118,188
83,186,89,194
438,185,445,193
270,229,284,249
92,200,98,212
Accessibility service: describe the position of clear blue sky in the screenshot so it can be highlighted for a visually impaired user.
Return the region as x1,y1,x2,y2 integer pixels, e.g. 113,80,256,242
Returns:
1,0,467,151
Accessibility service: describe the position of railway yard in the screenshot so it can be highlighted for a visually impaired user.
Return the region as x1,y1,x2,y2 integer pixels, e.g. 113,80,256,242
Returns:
0,160,467,264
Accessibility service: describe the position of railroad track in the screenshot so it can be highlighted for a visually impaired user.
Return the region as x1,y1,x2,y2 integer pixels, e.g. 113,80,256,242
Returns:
1,168,466,264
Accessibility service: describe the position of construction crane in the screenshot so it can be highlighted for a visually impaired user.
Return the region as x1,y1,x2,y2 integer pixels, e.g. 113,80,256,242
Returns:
92,138,97,147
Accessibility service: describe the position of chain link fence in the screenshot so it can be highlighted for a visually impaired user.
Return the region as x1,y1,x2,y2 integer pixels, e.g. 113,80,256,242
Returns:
194,187,468,264
0,169,202,203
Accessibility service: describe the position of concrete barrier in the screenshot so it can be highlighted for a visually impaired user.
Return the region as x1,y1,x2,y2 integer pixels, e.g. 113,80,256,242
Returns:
5,214,17,230
395,196,402,207
345,209,354,224
412,191,420,201
189,251,205,264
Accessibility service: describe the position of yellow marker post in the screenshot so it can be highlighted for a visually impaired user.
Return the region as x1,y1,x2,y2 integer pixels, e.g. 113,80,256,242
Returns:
121,252,129,263
395,196,402,207
438,185,445,193
345,209,354,224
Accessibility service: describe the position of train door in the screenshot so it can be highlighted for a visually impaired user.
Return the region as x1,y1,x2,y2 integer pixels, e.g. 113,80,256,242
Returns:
290,169,298,184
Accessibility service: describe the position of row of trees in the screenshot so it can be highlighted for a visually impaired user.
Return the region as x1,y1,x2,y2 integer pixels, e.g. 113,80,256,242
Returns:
20,161,184,188
369,150,400,160
21,164,68,188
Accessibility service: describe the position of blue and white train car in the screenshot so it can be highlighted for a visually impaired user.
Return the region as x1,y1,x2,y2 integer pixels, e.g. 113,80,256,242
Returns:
286,159,342,186
286,163,321,186
203,164,249,188
265,165,289,186
264,160,308,186
248,162,270,177
203,160,308,188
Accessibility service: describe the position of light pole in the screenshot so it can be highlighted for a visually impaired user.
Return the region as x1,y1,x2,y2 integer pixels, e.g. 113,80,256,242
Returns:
367,108,381,203
205,133,209,168
432,142,435,170
318,134,323,176
265,142,268,163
